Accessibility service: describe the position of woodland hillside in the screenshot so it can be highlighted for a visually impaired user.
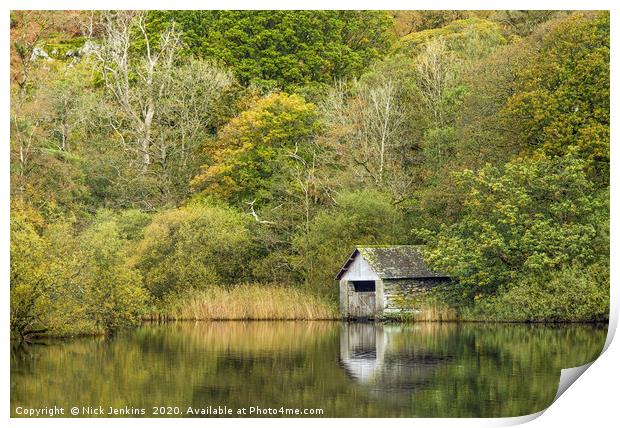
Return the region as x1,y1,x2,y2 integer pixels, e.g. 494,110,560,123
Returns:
10,11,609,336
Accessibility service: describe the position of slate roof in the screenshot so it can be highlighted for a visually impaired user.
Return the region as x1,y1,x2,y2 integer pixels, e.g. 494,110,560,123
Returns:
335,245,448,280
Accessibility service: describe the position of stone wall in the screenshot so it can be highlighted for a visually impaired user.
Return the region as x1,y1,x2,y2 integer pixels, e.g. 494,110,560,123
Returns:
383,278,450,313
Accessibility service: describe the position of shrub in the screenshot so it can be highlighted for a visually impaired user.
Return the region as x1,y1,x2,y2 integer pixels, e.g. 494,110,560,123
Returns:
132,204,254,300
293,189,404,296
10,209,51,339
463,263,609,322
78,217,149,334
11,207,150,337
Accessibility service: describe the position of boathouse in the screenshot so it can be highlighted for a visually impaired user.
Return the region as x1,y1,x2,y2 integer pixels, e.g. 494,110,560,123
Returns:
335,246,450,319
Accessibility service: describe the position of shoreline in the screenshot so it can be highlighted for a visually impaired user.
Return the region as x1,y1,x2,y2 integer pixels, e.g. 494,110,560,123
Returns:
12,318,610,341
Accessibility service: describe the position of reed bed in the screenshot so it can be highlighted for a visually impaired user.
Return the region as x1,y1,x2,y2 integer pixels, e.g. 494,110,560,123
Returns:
149,284,339,321
412,304,459,321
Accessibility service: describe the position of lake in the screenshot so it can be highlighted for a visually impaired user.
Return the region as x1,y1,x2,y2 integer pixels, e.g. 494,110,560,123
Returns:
11,321,607,418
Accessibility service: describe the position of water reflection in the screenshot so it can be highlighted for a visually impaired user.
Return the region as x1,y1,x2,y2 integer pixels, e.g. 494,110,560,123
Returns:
11,321,607,417
339,323,384,382
339,323,454,394
338,322,607,416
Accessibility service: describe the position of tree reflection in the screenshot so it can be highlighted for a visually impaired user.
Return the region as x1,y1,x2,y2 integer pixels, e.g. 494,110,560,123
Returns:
11,321,606,417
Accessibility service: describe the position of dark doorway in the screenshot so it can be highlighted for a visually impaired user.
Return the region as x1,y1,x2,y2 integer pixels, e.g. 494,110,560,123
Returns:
351,281,375,292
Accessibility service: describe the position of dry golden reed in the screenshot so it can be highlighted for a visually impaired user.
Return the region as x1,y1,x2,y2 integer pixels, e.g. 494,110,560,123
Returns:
150,284,339,321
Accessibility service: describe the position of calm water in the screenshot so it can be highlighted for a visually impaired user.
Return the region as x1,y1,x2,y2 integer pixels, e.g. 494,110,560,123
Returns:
11,322,606,418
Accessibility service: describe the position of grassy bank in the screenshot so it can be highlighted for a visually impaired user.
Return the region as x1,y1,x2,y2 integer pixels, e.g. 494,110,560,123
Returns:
148,284,339,321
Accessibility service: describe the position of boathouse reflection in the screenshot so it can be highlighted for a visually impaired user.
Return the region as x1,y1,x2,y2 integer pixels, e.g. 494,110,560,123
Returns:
338,322,453,393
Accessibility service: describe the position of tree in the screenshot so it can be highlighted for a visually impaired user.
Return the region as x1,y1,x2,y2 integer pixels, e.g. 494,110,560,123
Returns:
192,93,322,207
10,60,99,218
415,37,462,127
391,11,493,36
414,37,464,166
146,10,393,91
10,11,83,207
320,74,417,203
491,10,564,36
11,202,151,338
396,17,505,59
8,10,611,326
503,12,610,181
87,12,239,209
450,34,534,171
407,20,505,170
351,78,407,186
145,59,237,206
482,263,609,322
420,154,604,299
89,10,183,171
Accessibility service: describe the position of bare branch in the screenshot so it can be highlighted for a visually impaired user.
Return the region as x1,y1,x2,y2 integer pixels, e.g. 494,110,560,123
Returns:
245,199,276,225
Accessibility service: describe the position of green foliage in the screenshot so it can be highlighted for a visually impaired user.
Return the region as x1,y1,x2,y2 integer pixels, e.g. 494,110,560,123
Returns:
132,204,254,300
39,220,93,335
193,93,321,204
293,189,404,295
490,10,565,36
10,11,610,327
11,60,95,217
10,206,50,339
370,17,507,210
77,216,149,333
10,205,149,337
397,18,506,59
465,263,609,322
420,154,605,300
147,10,394,90
504,12,610,179
391,11,494,35
115,209,152,241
